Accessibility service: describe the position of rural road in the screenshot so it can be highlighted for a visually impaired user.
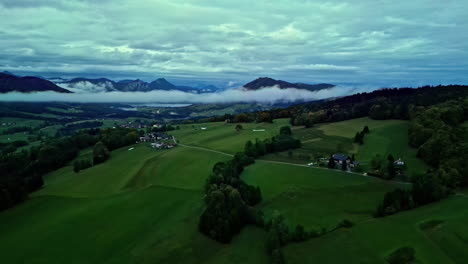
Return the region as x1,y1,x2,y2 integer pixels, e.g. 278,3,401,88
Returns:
176,143,411,186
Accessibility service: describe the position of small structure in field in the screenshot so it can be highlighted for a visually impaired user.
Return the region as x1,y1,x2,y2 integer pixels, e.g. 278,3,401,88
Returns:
394,158,405,167
253,129,265,132
151,142,177,149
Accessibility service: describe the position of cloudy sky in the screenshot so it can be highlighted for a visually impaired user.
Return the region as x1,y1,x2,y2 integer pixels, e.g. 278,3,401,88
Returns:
1,0,467,87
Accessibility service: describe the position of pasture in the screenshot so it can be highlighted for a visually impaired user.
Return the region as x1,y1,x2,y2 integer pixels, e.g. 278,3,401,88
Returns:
0,117,465,264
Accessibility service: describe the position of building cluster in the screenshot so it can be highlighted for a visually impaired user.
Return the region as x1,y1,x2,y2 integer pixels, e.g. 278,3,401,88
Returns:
139,132,177,149
331,153,360,171
139,132,172,142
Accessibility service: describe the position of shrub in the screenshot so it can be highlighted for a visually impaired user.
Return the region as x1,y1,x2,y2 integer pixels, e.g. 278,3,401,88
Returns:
387,246,415,264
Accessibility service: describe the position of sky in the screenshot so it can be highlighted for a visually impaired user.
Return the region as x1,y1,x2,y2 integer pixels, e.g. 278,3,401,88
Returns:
1,0,467,88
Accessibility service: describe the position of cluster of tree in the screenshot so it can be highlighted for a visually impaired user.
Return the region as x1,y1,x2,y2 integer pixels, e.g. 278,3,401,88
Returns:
92,141,110,165
199,152,261,243
148,124,179,133
409,99,468,186
0,131,98,211
265,212,354,263
375,100,468,218
0,140,28,155
200,126,302,243
73,159,92,173
368,154,397,179
56,121,103,136
354,126,370,144
100,127,139,151
375,170,452,217
0,127,140,211
244,126,301,158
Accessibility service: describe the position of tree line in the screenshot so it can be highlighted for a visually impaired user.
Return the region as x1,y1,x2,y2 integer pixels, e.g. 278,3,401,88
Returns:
375,98,468,217
183,85,468,128
199,126,301,243
0,127,140,211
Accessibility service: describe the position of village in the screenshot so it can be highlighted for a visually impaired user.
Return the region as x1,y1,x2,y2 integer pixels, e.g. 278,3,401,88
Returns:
139,131,177,149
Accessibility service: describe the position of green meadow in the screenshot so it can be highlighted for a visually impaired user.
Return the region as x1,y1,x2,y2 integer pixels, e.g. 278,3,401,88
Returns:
0,117,466,263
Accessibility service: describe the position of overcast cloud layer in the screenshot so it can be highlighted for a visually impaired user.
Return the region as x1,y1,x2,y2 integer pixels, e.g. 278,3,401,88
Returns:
0,0,467,87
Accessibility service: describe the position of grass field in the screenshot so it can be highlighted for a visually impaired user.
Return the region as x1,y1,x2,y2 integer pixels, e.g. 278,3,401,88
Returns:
0,117,465,264
1,142,267,264
284,195,468,264
242,161,409,230
169,119,290,154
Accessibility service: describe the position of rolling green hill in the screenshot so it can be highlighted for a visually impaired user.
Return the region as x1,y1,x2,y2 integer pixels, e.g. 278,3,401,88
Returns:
0,117,466,263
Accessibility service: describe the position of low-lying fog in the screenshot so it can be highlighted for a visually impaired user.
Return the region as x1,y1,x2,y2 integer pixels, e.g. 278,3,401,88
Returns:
0,85,375,104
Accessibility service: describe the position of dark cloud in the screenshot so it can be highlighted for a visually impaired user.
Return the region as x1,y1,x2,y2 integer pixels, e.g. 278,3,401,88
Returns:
0,0,466,87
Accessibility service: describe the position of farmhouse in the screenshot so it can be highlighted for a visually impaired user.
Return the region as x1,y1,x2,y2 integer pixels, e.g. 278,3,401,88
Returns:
332,153,359,169
332,153,348,164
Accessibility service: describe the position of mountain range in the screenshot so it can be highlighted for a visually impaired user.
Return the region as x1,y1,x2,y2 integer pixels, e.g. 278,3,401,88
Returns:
56,77,218,94
0,71,336,94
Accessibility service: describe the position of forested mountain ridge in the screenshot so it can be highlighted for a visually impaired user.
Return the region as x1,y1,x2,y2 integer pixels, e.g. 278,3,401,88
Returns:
243,77,335,91
0,73,72,93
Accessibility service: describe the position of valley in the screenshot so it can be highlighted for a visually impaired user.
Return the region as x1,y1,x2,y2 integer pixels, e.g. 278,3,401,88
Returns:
1,117,466,263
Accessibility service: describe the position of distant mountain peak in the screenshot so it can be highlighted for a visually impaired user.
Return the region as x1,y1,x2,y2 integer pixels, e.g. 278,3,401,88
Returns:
243,77,335,91
0,73,72,93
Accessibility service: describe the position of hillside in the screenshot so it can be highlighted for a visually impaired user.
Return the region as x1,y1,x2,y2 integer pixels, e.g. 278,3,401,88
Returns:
2,117,466,263
0,73,72,93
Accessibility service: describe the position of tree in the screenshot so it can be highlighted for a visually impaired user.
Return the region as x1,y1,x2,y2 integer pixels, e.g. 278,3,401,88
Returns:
255,139,266,156
371,154,383,170
258,112,272,123
293,224,307,241
279,126,292,136
93,141,110,165
244,140,257,157
234,113,249,123
328,156,336,169
73,159,92,173
363,126,370,133
341,159,347,171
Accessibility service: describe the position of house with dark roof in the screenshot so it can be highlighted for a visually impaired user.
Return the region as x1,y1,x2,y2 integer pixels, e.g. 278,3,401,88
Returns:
332,153,348,163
